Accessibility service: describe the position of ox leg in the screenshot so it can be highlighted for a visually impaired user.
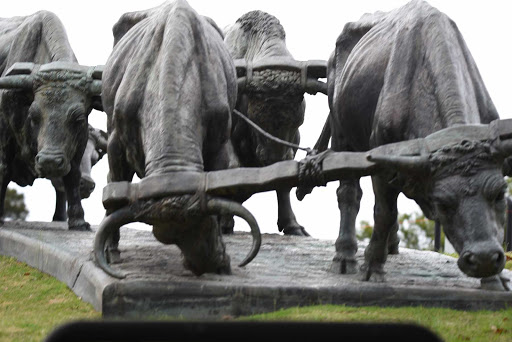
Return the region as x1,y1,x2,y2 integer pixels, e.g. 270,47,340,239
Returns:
277,188,309,236
105,133,135,262
220,215,235,234
0,169,9,225
330,178,362,274
63,165,90,231
360,176,399,282
0,148,13,224
53,189,67,221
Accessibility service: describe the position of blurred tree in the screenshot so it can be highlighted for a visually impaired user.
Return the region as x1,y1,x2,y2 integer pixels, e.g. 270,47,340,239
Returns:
357,220,373,242
4,187,28,220
357,212,441,251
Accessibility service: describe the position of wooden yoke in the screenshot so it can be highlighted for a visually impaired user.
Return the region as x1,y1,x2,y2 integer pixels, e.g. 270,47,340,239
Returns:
234,57,328,95
102,119,512,211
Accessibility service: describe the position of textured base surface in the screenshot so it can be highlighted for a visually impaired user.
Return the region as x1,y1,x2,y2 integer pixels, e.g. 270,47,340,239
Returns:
1,221,511,318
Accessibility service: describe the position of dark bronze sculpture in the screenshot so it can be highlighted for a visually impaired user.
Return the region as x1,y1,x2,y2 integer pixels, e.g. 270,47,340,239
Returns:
96,0,261,278
223,11,326,236
51,125,107,221
298,0,511,290
0,11,103,230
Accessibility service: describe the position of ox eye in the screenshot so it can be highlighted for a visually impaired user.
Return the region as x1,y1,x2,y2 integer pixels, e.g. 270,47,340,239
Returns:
69,108,86,125
433,196,456,215
28,108,41,126
492,189,506,204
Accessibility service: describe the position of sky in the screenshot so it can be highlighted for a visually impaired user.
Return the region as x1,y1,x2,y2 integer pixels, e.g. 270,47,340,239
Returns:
4,0,512,241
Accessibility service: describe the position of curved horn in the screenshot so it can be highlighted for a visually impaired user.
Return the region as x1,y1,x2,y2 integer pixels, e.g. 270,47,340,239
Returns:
89,80,102,96
94,206,135,278
0,75,33,89
367,153,430,173
206,197,261,267
304,79,327,95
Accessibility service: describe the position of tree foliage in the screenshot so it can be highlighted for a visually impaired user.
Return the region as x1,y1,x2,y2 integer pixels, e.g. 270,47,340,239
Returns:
357,212,442,251
4,187,28,220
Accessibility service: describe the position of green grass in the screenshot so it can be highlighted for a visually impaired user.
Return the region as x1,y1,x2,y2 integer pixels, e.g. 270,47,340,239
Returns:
1,254,512,342
0,256,100,342
240,305,512,342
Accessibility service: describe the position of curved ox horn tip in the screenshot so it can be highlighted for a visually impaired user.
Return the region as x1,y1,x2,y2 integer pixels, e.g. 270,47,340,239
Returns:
89,80,102,96
305,79,327,95
206,198,261,267
93,206,134,279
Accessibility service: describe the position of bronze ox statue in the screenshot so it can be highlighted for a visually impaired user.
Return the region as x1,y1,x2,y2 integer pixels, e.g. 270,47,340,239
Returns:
96,0,260,278
298,0,511,290
51,125,107,222
0,11,103,230
223,10,327,236
95,1,512,291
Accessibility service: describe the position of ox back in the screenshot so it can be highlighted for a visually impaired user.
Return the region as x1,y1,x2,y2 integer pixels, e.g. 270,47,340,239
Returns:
224,10,309,236
0,11,99,231
324,0,509,290
100,0,248,276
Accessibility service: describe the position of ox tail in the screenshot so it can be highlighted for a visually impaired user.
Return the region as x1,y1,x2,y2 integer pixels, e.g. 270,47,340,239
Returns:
206,198,261,267
94,207,134,279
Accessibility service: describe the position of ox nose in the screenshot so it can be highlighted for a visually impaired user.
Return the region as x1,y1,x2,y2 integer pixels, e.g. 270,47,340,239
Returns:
80,175,96,199
458,246,505,278
35,152,69,177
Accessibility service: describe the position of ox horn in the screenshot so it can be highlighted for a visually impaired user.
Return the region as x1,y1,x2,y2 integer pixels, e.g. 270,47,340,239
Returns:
88,66,103,96
206,197,261,267
94,206,134,278
367,153,430,173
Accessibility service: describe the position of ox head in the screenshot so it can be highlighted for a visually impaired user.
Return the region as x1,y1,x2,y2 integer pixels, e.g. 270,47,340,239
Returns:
235,58,327,165
0,62,102,178
79,125,107,198
368,131,512,279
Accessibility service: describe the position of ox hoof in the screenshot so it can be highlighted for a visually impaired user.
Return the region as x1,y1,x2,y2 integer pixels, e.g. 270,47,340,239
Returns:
359,263,386,282
387,242,400,255
281,225,310,236
68,220,91,231
330,255,358,274
480,274,511,291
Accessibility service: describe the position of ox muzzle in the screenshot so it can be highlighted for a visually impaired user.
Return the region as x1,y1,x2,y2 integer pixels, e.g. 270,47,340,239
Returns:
35,151,70,178
458,243,506,278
